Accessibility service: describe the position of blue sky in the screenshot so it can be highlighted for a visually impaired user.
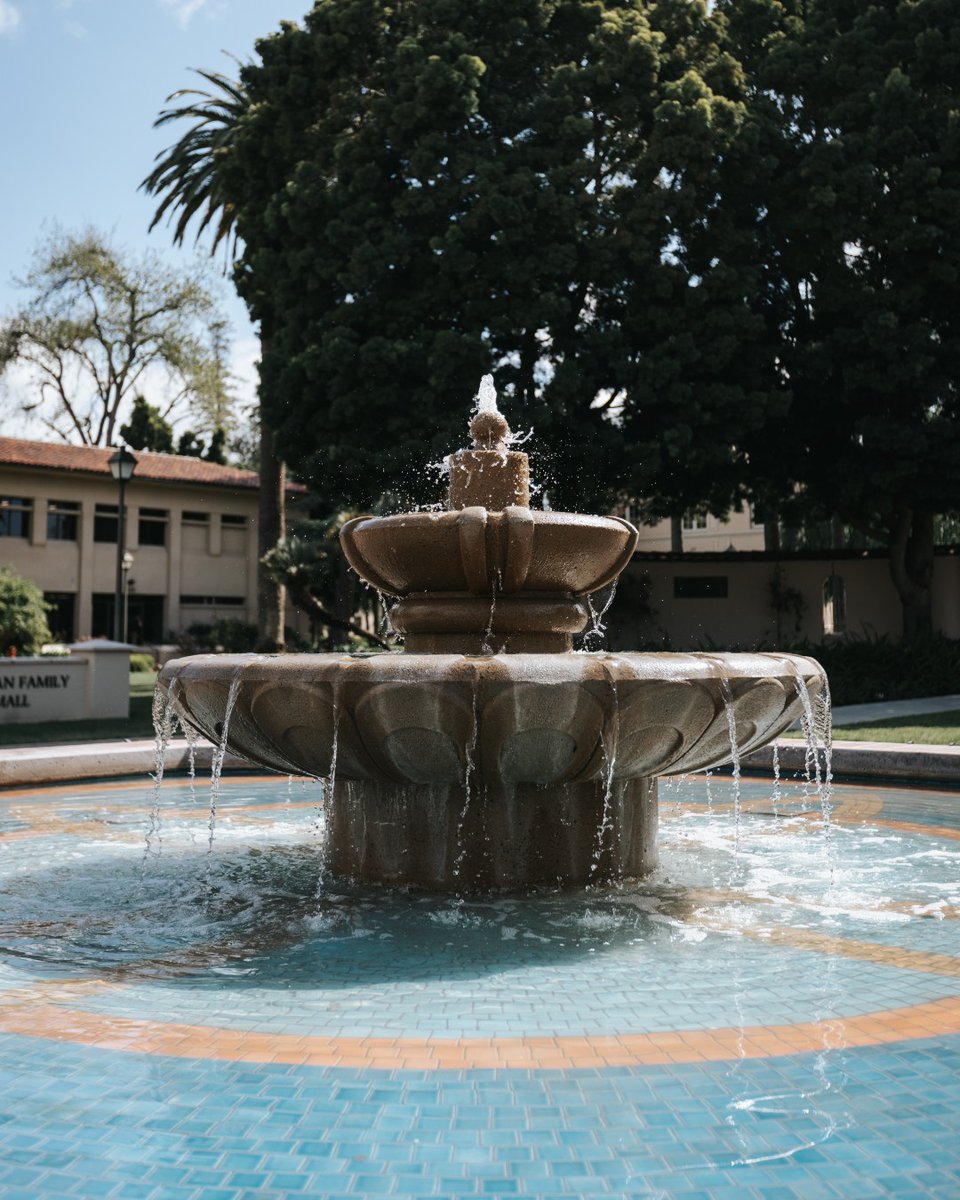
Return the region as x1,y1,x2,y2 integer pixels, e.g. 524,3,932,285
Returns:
0,0,308,434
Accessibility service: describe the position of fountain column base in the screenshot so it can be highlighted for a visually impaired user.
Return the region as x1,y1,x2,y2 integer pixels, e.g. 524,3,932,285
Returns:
326,777,659,890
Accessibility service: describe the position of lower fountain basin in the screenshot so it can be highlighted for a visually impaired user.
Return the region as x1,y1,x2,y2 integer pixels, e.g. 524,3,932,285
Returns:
158,651,824,785
156,651,825,890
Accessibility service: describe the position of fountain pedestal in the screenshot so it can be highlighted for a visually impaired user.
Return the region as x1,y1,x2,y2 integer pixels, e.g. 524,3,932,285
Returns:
328,778,658,889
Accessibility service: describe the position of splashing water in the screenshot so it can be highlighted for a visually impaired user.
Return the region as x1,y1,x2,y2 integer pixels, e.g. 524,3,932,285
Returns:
206,669,243,876
453,674,482,885
771,742,782,816
720,677,743,858
590,659,620,880
313,681,340,899
143,680,177,869
582,579,619,652
475,373,499,414
481,567,501,654
787,662,833,832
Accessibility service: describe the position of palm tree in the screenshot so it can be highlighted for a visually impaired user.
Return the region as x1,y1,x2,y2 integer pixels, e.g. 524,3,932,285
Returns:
142,67,288,652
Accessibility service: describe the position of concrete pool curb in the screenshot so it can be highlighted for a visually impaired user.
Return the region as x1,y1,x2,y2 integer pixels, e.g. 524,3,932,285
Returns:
743,740,960,786
0,738,250,788
0,735,957,789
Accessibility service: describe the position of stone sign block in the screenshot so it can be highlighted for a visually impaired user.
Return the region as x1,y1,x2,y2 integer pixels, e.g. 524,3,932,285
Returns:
0,640,135,725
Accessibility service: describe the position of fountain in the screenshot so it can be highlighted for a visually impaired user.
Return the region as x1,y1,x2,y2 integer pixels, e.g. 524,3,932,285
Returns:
158,377,825,890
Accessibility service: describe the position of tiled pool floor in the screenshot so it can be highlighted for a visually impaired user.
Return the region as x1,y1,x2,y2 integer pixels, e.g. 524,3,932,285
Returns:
1,773,959,1198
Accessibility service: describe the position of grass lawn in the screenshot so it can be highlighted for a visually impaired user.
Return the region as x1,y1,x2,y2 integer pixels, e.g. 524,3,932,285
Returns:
0,671,158,748
783,709,960,746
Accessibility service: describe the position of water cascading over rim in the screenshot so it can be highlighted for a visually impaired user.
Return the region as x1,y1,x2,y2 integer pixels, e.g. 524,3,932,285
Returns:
158,377,826,891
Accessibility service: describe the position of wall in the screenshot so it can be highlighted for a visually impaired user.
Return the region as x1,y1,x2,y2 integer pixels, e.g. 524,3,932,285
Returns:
608,549,960,650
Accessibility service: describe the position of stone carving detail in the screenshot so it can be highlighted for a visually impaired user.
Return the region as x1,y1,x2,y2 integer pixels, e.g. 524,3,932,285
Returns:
167,652,822,789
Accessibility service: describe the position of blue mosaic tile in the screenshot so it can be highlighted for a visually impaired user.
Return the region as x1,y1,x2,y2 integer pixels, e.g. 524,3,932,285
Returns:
2,776,960,1199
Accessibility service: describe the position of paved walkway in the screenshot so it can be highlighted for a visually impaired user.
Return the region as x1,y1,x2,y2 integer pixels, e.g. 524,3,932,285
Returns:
831,693,960,725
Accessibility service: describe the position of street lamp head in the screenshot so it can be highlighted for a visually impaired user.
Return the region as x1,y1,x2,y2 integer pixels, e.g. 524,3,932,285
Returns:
108,445,138,483
122,550,135,572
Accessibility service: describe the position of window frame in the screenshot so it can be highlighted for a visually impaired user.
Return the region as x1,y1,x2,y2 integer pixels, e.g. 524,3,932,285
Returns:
0,495,33,539
47,499,81,542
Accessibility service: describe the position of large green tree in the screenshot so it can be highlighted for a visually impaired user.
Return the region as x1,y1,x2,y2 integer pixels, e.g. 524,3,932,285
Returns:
751,0,960,638
223,0,741,511
627,0,960,636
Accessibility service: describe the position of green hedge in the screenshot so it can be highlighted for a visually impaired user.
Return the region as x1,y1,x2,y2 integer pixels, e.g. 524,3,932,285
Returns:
787,633,960,706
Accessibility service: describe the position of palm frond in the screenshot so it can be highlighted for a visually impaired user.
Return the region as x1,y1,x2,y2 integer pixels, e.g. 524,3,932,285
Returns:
142,67,250,258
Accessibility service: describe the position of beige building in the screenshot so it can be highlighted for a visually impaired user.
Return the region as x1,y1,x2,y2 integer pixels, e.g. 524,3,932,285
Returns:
627,503,767,553
0,437,272,644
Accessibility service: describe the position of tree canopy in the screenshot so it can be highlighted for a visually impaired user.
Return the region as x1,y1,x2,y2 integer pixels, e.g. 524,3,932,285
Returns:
0,229,236,448
221,0,743,510
189,0,958,634
713,0,960,634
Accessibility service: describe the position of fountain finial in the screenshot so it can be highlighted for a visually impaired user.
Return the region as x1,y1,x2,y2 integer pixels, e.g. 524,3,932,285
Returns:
449,375,530,510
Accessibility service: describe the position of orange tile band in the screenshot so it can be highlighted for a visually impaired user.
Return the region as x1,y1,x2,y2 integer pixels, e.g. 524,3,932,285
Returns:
0,985,958,1069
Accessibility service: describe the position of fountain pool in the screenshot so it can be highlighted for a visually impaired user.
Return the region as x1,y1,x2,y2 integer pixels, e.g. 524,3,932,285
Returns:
1,768,959,1199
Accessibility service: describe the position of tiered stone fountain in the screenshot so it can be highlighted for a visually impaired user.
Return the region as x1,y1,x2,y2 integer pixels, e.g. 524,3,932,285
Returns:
158,379,825,890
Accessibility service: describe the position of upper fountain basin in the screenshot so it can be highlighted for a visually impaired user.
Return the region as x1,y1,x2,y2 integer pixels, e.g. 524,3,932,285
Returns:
158,650,824,787
339,507,639,598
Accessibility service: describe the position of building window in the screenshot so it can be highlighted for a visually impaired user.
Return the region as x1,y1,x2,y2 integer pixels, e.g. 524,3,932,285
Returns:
222,513,247,557
674,576,729,600
0,496,32,539
180,595,246,607
138,507,168,547
823,574,847,636
44,592,76,641
682,511,708,531
181,510,209,552
93,503,119,543
47,500,80,541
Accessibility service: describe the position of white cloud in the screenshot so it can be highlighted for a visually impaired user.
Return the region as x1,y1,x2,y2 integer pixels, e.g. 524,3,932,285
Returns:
0,0,22,35
160,0,212,28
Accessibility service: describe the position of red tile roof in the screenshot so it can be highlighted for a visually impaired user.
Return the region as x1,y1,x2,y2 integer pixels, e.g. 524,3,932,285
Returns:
0,436,262,491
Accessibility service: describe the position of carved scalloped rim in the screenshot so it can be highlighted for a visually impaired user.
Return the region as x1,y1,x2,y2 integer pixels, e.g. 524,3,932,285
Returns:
158,652,825,787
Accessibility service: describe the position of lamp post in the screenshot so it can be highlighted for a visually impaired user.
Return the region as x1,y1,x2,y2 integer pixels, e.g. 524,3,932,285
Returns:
121,550,135,643
107,446,137,642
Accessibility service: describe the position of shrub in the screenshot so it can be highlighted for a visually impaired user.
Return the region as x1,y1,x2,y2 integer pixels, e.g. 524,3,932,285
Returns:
786,632,960,706
181,618,258,653
129,652,157,673
0,566,52,655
